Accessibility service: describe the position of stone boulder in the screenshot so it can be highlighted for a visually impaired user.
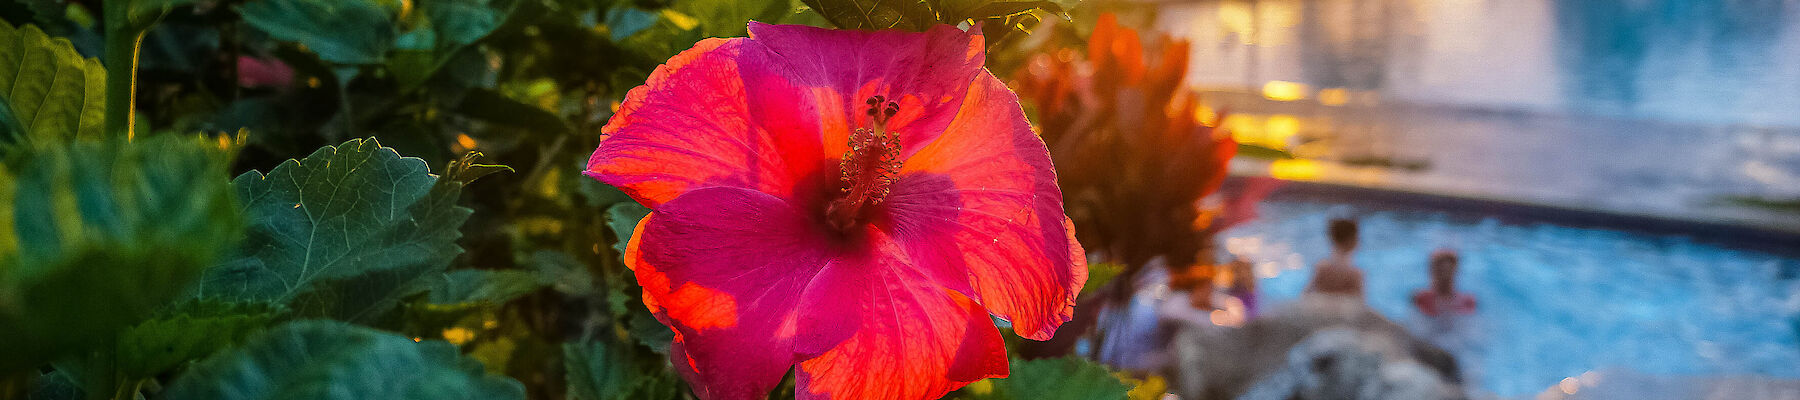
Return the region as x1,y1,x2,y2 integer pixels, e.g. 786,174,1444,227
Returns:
1164,295,1464,400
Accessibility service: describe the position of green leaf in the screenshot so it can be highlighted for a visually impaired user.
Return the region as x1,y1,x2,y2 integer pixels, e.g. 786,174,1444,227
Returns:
115,300,283,379
195,138,475,322
1081,262,1122,296
971,357,1130,400
443,149,514,185
0,95,23,144
604,201,649,255
609,7,707,62
239,0,395,64
162,320,525,400
939,0,1070,22
671,0,789,37
798,0,1068,33
0,20,105,144
799,0,934,30
528,250,594,296
0,135,242,374
419,269,542,306
579,179,631,209
1,0,67,35
390,0,512,91
423,0,502,48
387,49,439,89
626,308,672,354
453,88,573,138
26,369,79,400
130,0,202,25
563,340,680,400
603,6,661,41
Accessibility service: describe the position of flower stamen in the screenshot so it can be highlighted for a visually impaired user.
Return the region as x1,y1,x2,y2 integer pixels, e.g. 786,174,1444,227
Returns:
826,96,902,232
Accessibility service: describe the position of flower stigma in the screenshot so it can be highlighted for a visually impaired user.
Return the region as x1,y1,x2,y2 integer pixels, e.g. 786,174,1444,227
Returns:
825,96,903,232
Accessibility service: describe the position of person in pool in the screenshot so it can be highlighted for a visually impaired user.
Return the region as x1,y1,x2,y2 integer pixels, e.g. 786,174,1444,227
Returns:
1412,248,1476,316
1305,218,1365,298
1224,257,1259,318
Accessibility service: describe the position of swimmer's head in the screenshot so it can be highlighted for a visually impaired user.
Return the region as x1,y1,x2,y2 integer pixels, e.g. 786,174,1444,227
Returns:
1430,248,1459,293
1328,218,1359,253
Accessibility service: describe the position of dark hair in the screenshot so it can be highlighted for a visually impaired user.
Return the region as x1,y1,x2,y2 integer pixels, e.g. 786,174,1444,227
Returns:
1430,248,1459,269
1328,218,1359,248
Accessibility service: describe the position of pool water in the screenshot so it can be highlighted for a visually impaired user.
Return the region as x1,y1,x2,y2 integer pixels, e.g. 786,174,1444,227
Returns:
1219,200,1800,397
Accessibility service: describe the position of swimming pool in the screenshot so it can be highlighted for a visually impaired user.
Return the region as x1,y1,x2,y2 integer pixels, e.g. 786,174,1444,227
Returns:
1219,199,1800,397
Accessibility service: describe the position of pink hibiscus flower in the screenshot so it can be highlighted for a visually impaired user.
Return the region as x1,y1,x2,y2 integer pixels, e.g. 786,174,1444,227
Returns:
585,22,1087,400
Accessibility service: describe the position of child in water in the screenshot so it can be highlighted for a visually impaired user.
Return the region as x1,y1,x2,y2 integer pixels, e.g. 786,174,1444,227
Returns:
1224,257,1259,319
1412,248,1476,316
1305,218,1366,298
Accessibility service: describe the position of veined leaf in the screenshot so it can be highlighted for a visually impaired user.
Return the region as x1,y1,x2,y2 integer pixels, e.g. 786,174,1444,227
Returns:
0,20,105,144
115,300,283,379
939,0,1071,22
399,269,541,331
419,269,542,306
196,138,479,322
239,0,395,64
563,340,681,400
799,0,1070,32
625,307,672,355
0,135,242,374
528,250,594,296
799,0,935,30
162,320,525,400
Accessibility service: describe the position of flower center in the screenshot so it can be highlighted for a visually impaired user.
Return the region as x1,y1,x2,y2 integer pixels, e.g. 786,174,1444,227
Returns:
825,96,902,232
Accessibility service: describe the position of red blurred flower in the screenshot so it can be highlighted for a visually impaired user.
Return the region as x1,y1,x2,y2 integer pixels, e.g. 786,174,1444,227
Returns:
586,23,1086,400
236,56,293,89
1013,13,1234,271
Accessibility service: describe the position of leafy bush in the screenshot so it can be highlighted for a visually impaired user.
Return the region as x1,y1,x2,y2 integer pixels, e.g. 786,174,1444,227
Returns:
0,0,1141,399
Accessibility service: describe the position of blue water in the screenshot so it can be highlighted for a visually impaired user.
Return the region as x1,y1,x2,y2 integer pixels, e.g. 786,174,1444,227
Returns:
1219,200,1800,397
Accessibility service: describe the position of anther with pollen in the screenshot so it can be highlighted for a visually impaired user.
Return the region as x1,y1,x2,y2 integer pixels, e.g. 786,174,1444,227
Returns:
826,96,904,232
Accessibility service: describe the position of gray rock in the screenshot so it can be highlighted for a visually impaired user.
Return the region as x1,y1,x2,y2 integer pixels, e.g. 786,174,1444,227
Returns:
1164,295,1465,400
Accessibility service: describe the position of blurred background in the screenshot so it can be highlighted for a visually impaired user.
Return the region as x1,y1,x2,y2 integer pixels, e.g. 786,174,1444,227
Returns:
1057,1,1800,399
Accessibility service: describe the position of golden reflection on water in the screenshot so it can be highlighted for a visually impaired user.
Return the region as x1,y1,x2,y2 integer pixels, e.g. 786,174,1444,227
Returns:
1262,80,1310,101
1269,159,1323,180
1316,88,1349,106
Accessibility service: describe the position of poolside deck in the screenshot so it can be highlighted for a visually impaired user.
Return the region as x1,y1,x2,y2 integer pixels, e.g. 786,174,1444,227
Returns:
1207,89,1800,251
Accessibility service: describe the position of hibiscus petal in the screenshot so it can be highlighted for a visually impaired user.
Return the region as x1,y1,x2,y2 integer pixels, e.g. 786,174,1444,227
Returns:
794,238,1009,400
625,186,838,399
746,22,986,160
588,37,829,208
885,75,1087,340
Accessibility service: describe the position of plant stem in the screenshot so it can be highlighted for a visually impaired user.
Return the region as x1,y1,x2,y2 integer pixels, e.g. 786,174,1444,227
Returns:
102,2,145,140
0,372,28,399
108,379,144,400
